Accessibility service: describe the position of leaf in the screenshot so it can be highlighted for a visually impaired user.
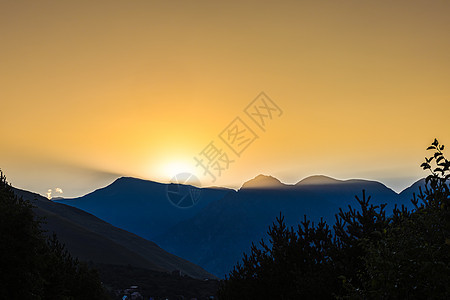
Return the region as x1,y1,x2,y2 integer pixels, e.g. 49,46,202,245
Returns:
440,145,445,151
432,138,439,146
427,146,436,150
421,163,431,170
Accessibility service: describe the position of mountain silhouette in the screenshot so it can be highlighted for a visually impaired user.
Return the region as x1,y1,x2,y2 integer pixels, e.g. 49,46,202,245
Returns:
55,174,424,277
56,177,230,240
14,188,216,279
155,175,421,277
240,174,285,189
295,174,342,185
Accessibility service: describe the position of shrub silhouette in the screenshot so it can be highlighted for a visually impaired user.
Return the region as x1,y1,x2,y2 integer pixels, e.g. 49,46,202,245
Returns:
218,139,450,299
0,171,109,299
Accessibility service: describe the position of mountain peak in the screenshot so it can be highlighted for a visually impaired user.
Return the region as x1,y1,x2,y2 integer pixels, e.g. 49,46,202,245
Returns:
240,174,285,190
296,175,341,186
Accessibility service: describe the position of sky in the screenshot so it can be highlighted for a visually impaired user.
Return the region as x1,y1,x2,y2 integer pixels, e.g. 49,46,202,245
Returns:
1,0,449,198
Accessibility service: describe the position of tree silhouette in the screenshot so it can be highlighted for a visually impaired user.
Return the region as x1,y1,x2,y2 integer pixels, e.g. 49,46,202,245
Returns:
0,171,109,299
218,139,450,299
353,139,450,299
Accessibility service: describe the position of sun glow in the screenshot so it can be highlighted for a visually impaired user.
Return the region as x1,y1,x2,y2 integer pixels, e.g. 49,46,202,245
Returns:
2,0,450,197
160,160,199,182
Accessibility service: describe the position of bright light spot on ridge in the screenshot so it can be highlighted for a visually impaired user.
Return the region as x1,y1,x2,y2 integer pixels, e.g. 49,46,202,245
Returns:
161,160,198,182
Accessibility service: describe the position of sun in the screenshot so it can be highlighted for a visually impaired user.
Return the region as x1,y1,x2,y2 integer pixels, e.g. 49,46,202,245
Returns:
161,160,199,181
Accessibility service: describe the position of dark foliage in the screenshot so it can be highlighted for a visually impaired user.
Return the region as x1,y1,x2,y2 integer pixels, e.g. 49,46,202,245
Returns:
218,213,339,299
351,139,450,299
0,171,109,299
218,139,450,299
96,263,219,299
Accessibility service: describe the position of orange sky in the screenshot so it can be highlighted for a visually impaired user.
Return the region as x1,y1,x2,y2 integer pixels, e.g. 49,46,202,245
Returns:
1,0,449,197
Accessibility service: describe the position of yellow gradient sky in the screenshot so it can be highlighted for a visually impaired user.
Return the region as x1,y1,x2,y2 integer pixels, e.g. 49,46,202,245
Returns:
1,0,449,197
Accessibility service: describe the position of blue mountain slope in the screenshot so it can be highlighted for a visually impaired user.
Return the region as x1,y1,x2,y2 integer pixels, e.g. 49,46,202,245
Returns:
14,188,216,279
57,174,424,278
155,175,420,277
398,178,426,205
56,177,231,240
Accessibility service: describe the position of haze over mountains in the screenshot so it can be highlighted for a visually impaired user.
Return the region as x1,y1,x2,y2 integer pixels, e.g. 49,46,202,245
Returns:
56,174,424,277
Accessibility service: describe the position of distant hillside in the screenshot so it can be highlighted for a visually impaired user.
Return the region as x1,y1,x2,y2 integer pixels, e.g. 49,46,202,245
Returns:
398,178,426,202
54,174,424,278
14,188,216,280
155,175,422,277
240,174,285,189
56,177,230,240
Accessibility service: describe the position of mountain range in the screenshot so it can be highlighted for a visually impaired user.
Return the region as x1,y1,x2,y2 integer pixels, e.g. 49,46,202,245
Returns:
14,188,216,280
55,174,425,277
57,177,229,239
